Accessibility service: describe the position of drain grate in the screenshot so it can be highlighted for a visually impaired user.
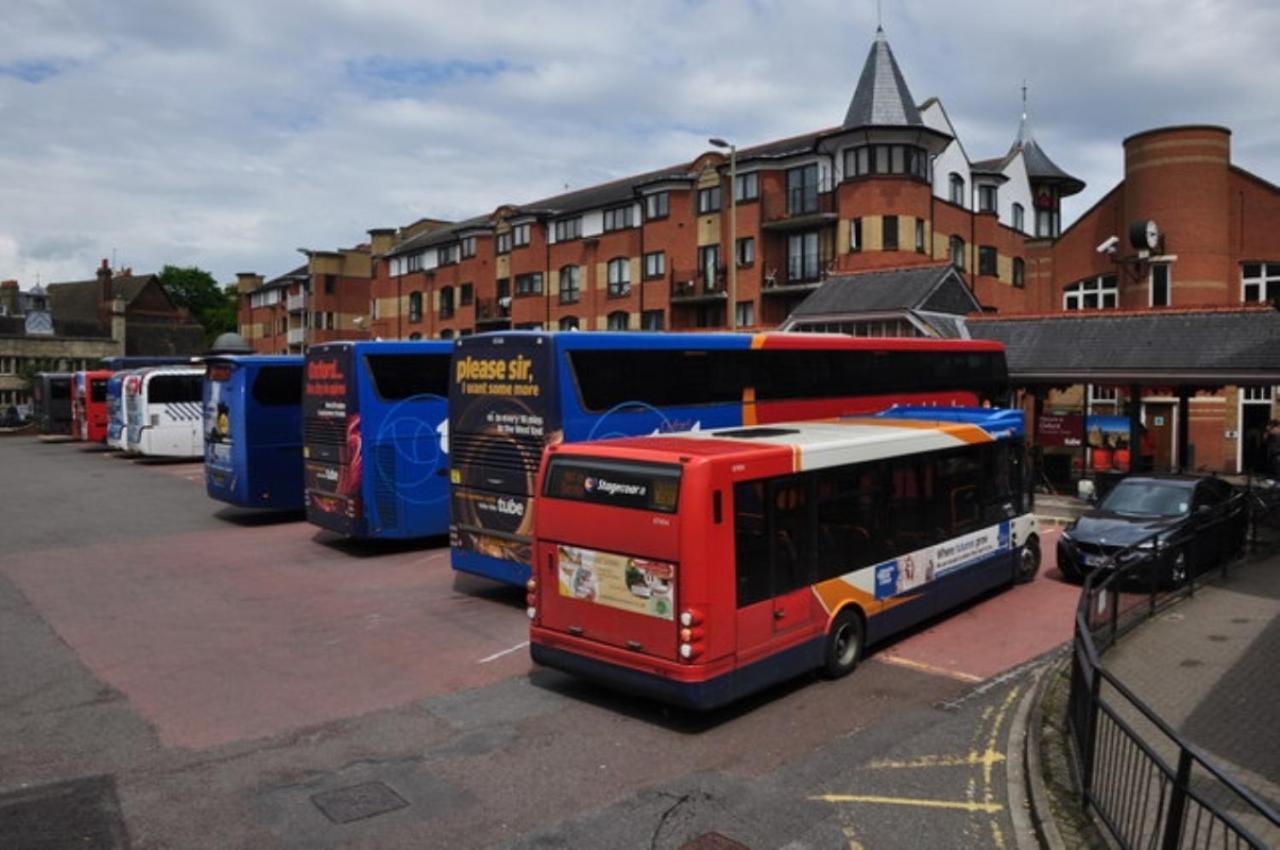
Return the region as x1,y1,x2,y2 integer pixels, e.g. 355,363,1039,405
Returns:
310,781,408,825
0,775,129,850
679,833,750,850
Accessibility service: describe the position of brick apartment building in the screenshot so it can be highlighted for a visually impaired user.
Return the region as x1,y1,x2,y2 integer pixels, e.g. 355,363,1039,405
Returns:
365,27,1079,341
236,245,376,354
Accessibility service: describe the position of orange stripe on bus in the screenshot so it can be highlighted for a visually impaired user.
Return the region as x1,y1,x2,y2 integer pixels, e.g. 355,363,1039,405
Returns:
812,578,916,618
836,417,994,445
742,386,757,426
750,334,768,349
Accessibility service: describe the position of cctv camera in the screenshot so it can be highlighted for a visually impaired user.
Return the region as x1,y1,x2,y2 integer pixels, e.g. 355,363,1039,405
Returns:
1096,235,1119,254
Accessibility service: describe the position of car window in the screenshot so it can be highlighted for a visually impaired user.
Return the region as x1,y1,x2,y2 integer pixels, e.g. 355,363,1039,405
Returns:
1101,481,1191,518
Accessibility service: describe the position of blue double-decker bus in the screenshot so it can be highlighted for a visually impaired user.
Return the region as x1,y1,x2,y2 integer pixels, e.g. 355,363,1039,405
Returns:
302,340,453,539
448,331,1009,586
203,355,305,510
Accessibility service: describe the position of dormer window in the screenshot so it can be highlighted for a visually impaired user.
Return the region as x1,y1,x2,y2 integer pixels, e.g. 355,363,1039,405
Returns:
602,206,633,232
949,173,966,206
554,217,582,242
978,185,998,214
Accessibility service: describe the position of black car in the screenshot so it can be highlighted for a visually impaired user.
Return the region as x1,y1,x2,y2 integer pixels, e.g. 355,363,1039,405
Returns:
1057,475,1247,587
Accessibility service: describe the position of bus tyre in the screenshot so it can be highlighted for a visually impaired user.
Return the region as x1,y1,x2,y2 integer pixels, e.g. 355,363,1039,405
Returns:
822,609,864,680
1015,535,1041,584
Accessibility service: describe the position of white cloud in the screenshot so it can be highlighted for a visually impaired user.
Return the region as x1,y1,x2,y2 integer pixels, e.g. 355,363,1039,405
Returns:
1,0,1277,287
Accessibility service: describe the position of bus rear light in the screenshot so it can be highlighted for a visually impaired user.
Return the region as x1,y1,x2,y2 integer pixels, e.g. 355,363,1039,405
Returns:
679,626,704,644
526,592,537,607
679,642,704,661
679,608,704,627
526,606,537,620
526,578,537,593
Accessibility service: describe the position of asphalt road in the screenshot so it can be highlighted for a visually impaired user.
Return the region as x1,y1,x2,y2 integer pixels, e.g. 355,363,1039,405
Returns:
0,436,1080,849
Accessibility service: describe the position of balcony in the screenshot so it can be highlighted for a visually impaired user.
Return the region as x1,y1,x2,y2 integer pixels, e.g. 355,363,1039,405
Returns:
670,267,727,303
761,189,837,231
286,327,306,345
761,257,833,297
286,292,306,312
475,296,511,325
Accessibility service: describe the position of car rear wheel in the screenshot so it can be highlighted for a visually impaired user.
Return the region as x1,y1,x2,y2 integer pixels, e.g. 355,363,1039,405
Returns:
821,609,864,680
1015,535,1041,584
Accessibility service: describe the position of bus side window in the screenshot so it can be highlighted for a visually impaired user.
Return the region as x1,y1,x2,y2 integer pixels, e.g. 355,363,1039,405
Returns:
816,463,887,580
937,450,982,536
770,477,813,596
734,481,770,608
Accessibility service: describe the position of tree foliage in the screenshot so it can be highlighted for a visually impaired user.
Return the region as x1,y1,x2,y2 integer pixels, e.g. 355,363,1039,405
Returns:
158,265,237,342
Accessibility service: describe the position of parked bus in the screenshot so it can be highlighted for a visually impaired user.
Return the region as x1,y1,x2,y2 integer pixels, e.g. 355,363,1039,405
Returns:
124,367,205,457
72,370,113,442
100,356,193,371
106,371,130,450
32,372,73,436
204,355,305,510
528,407,1038,709
449,332,1009,586
303,340,453,538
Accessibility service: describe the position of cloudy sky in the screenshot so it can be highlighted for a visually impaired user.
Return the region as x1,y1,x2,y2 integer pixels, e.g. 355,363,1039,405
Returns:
2,0,1278,288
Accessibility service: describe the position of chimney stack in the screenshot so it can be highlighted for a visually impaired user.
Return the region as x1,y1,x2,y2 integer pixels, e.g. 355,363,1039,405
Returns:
235,272,264,295
368,228,398,257
97,259,113,329
0,280,18,317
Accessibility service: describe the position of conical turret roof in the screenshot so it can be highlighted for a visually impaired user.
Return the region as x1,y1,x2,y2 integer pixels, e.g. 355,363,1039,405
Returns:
843,27,925,129
1009,108,1085,196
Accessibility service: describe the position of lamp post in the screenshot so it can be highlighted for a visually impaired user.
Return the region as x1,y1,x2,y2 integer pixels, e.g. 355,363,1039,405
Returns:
709,137,737,330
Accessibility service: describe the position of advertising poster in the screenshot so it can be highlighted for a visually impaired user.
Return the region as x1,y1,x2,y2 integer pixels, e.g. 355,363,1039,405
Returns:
303,348,362,527
203,365,234,487
874,521,1011,600
557,544,675,621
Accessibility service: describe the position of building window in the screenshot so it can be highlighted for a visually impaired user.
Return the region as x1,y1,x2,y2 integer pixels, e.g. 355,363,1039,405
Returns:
1242,262,1280,302
558,315,579,331
735,172,759,201
1035,208,1058,239
915,219,925,253
949,173,965,206
735,300,755,328
643,251,666,279
949,235,965,270
882,216,899,251
460,283,474,305
1012,203,1025,233
642,309,664,331
438,244,459,266
850,218,862,253
515,273,544,296
554,217,582,242
324,275,335,294
698,245,721,288
602,205,633,232
606,311,629,331
978,246,997,277
497,278,510,298
559,266,581,304
978,185,998,213
1063,274,1118,311
736,237,755,267
461,236,476,258
513,223,531,247
1151,264,1171,307
440,329,454,339
697,186,721,214
1089,384,1119,407
644,192,669,221
408,291,423,322
607,258,631,297
788,232,821,281
496,232,512,254
1012,257,1025,288
439,286,454,318
787,164,820,214
406,253,423,272
408,332,423,341
0,357,17,375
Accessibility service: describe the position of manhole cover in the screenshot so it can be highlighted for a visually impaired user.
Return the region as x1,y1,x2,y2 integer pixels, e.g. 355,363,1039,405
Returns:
311,781,408,825
0,775,129,850
680,832,750,850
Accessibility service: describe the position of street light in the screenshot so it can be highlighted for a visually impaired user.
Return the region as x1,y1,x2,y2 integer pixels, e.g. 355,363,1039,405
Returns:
708,137,737,331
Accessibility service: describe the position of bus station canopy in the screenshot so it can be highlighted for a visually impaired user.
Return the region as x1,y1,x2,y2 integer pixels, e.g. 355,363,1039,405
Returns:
966,306,1280,387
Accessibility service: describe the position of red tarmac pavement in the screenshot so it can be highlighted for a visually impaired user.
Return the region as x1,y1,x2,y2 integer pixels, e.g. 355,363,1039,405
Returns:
0,517,530,749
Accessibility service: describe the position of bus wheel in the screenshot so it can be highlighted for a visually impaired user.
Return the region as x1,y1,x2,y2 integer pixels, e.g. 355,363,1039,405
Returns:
1015,535,1041,584
822,609,864,679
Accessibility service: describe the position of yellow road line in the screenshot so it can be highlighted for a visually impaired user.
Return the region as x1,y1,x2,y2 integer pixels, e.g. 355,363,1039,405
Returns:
878,654,983,682
868,749,1006,770
811,794,1004,814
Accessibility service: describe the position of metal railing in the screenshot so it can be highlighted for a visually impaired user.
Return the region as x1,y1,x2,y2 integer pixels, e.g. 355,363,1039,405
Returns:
762,188,835,223
1067,490,1280,849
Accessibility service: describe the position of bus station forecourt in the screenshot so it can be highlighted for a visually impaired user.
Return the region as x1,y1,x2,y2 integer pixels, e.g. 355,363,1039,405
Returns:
2,332,1273,850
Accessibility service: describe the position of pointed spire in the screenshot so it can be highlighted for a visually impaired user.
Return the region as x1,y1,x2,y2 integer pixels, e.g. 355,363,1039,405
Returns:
842,26,923,130
1007,84,1084,197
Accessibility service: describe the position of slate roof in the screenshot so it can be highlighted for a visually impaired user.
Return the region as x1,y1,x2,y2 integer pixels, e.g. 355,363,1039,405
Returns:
258,264,310,291
843,28,924,129
47,275,159,323
1006,112,1084,196
789,264,982,318
968,308,1280,382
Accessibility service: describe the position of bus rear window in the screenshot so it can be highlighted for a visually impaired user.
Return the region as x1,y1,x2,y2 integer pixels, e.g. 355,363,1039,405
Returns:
90,379,108,402
149,374,203,403
365,354,450,400
544,458,681,513
252,366,304,406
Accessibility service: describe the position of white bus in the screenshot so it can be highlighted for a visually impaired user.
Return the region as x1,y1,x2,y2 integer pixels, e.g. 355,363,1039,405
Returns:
125,367,205,458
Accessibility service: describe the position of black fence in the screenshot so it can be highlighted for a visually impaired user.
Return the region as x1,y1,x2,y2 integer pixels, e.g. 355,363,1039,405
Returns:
1066,487,1280,849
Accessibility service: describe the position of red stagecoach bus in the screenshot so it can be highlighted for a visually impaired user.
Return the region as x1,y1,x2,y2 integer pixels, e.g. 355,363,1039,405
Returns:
71,370,113,442
528,408,1038,709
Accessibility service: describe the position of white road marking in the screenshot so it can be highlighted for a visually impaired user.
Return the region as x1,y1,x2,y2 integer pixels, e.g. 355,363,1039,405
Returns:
478,640,529,664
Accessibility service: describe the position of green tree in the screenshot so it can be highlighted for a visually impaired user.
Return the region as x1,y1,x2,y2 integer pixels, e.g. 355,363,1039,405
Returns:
158,265,238,343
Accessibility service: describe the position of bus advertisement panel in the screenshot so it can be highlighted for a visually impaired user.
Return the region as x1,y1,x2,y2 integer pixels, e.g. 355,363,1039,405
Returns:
303,341,452,539
449,332,1009,587
204,355,304,510
528,408,1038,710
